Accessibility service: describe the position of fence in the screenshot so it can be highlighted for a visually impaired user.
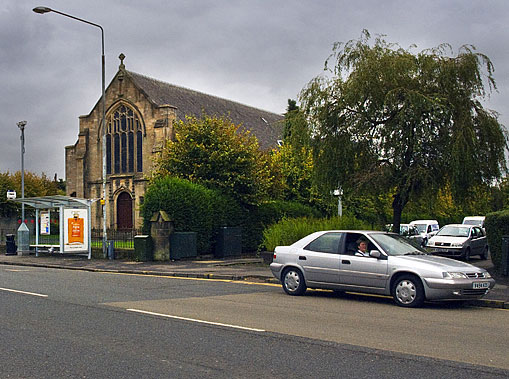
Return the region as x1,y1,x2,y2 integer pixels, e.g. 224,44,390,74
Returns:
91,229,141,249
1,228,141,250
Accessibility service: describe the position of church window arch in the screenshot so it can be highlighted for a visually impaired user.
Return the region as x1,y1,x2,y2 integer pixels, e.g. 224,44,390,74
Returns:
106,104,143,174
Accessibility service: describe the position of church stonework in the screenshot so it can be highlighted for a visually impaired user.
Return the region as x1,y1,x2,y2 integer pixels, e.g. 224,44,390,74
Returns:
65,54,283,230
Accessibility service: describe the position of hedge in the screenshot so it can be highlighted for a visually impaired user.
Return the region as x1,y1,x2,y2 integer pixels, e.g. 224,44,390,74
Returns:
142,177,322,254
141,177,244,253
243,200,322,252
484,210,509,272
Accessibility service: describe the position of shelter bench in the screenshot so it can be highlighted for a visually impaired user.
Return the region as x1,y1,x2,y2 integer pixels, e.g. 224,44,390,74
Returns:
30,244,61,256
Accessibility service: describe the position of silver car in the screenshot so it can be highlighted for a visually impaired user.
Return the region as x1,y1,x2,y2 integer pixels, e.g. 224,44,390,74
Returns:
270,230,495,307
426,224,489,260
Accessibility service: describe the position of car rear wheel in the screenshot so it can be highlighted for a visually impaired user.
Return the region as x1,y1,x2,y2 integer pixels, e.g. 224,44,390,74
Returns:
282,268,306,296
392,275,425,308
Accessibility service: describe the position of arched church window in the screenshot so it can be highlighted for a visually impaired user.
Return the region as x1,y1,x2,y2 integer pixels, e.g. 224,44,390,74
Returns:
106,105,143,174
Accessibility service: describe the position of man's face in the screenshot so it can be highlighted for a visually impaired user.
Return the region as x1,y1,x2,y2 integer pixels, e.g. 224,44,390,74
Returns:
359,242,367,252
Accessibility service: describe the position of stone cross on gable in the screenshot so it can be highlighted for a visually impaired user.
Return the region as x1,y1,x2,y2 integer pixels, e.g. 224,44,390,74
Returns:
119,53,126,70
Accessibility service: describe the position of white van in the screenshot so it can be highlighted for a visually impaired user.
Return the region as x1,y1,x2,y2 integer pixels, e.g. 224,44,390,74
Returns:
462,216,485,229
409,219,440,245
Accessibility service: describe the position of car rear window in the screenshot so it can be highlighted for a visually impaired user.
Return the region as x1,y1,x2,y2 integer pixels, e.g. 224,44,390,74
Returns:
304,232,343,254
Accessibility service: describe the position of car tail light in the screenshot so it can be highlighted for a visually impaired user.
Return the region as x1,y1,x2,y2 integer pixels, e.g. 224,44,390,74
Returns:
273,253,276,260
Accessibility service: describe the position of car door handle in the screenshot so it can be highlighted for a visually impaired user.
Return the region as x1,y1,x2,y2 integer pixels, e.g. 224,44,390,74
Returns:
299,256,307,260
342,260,351,264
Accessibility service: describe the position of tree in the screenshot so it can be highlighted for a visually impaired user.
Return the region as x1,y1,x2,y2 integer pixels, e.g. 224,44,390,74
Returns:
274,100,317,206
0,171,65,217
300,30,507,232
151,114,277,206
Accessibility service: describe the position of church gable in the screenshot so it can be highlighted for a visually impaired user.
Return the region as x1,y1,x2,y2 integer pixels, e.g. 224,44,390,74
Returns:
66,54,284,230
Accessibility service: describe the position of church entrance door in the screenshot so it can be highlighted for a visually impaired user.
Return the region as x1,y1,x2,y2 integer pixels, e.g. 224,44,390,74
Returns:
117,192,133,230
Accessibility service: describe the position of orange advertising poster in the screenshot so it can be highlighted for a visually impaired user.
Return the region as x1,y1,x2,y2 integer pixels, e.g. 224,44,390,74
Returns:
68,216,84,244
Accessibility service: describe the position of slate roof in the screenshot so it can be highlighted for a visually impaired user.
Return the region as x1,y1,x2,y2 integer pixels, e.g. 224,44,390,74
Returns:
126,71,284,149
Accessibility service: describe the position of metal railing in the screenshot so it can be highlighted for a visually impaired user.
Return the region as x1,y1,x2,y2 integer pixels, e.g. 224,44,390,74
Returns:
0,228,141,250
91,228,141,249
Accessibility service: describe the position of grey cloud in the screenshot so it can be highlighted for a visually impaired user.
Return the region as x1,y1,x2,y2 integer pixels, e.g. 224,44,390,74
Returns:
1,0,508,179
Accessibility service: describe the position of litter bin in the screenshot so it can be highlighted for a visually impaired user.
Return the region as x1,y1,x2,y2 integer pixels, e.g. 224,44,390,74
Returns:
170,232,197,260
502,236,509,276
5,234,16,256
107,240,115,260
215,227,242,258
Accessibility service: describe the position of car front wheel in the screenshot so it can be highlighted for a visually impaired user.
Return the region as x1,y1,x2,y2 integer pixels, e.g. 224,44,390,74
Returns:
481,246,489,260
282,268,306,296
464,247,471,261
392,275,425,308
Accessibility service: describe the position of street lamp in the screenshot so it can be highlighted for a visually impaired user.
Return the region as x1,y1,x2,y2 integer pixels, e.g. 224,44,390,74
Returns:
333,187,343,217
33,6,108,257
17,121,29,255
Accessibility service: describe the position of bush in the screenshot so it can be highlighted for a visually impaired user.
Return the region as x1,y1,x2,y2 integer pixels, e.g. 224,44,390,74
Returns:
484,210,509,272
142,176,244,253
263,215,373,252
244,200,322,252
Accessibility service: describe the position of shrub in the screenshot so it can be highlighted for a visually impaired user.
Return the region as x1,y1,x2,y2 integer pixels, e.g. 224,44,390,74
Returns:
263,215,372,252
244,200,322,252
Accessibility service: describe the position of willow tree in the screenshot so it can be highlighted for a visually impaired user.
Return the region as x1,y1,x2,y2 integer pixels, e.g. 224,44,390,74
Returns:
300,30,507,231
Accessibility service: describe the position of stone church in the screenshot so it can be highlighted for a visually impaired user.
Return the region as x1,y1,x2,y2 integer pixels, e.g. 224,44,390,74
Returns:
65,54,284,230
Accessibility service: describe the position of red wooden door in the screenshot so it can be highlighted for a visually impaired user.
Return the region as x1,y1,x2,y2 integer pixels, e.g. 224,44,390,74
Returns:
117,192,133,230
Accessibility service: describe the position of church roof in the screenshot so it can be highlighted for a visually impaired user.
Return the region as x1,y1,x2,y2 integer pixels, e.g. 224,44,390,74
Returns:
126,70,284,149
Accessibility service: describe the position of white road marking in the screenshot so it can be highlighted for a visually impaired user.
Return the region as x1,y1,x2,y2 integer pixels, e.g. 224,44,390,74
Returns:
126,308,266,332
0,287,48,297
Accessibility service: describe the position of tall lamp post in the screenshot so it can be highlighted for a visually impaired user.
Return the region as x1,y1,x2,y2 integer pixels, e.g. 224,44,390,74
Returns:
33,6,107,256
16,120,30,255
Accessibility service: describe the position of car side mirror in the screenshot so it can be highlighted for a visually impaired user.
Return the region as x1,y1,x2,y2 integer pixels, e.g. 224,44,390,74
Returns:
369,250,381,258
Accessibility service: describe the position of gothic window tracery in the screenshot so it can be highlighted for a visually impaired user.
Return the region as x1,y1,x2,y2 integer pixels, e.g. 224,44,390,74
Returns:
106,105,143,174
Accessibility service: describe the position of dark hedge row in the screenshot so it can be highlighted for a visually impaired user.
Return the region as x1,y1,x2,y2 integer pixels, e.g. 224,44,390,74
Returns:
141,176,320,254
484,210,509,271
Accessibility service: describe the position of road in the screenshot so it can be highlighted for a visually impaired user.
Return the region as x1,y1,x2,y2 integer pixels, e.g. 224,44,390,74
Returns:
1,265,508,378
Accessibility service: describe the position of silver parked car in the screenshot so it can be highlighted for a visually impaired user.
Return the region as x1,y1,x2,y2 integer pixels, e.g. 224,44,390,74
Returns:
426,224,489,261
270,230,495,307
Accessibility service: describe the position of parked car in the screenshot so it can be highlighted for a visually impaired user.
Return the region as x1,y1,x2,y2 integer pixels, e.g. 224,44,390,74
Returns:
409,220,440,246
386,224,425,247
462,216,485,230
400,224,425,246
270,230,495,308
426,224,489,261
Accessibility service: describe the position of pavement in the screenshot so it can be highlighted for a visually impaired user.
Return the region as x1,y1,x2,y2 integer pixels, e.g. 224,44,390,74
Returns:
0,252,508,309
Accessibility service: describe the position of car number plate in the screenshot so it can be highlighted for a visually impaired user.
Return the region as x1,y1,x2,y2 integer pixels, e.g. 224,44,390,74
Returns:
473,282,489,289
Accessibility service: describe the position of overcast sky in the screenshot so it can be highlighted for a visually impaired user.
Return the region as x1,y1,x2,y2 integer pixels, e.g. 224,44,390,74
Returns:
2,0,508,180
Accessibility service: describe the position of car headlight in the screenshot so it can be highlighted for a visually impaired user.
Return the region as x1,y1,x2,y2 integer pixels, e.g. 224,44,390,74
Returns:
451,242,463,247
442,272,468,279
484,272,492,279
427,241,434,246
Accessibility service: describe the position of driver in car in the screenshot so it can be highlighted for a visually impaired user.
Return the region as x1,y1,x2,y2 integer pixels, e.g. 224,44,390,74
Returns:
355,238,370,257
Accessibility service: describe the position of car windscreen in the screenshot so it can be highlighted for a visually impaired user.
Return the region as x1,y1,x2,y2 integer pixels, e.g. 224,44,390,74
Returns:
369,233,428,256
463,220,481,226
437,225,470,237
412,224,426,233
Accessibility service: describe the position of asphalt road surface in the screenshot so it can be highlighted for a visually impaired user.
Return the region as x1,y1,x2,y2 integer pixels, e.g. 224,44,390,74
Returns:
1,265,508,378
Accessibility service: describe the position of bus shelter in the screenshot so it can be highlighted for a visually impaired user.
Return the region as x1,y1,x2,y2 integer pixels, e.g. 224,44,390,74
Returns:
10,195,95,259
